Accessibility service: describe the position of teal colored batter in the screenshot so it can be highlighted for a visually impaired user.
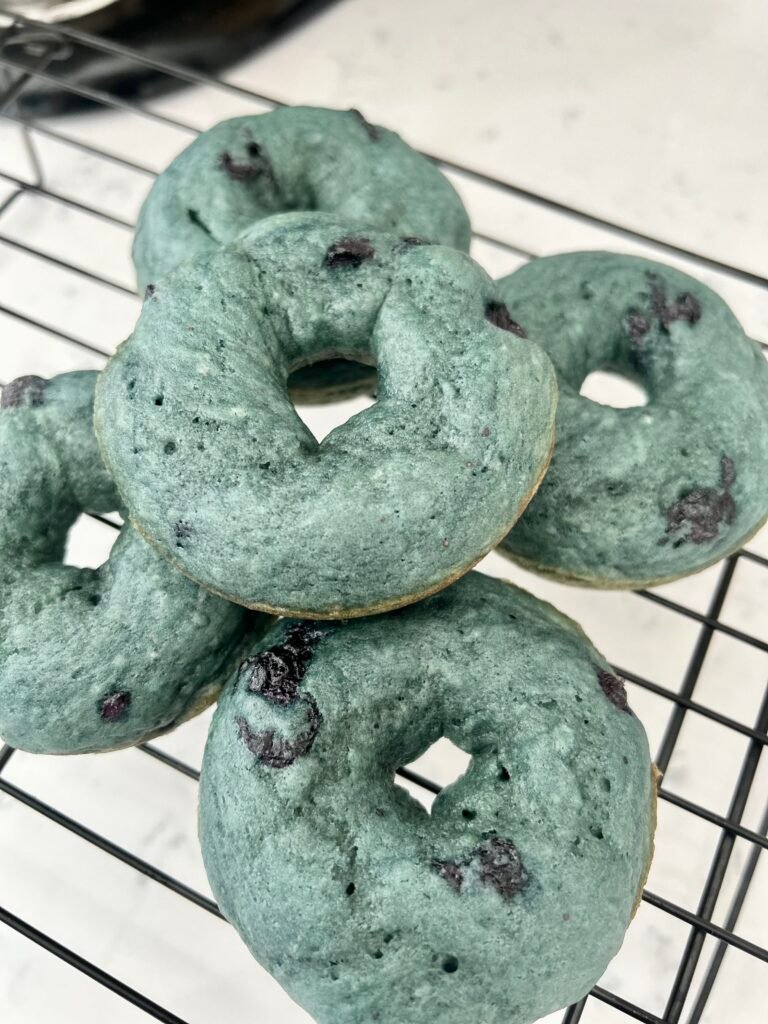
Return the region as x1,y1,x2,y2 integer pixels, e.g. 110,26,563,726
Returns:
497,252,768,587
96,213,557,618
133,106,471,401
200,571,654,1024
0,372,258,755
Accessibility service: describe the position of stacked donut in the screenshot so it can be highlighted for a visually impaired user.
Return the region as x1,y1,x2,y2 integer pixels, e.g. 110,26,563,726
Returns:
2,107,767,1024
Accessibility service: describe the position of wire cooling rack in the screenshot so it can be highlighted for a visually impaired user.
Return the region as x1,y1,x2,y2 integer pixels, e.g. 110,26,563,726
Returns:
0,12,766,1024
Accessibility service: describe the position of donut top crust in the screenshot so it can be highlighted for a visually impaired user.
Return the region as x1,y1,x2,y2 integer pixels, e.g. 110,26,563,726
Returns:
199,571,653,1024
133,105,472,293
497,251,768,586
0,371,252,754
96,214,558,617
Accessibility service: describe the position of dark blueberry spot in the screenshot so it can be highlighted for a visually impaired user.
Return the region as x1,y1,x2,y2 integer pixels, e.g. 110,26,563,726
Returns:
648,272,703,333
154,395,163,406
431,858,464,893
663,454,737,546
442,956,459,973
235,625,327,769
345,882,356,896
476,837,528,899
219,145,275,184
245,649,304,705
461,808,476,820
144,283,156,300
433,837,528,900
720,454,736,489
596,667,632,714
626,275,702,368
164,441,177,454
399,235,429,249
99,690,131,722
88,594,101,607
625,311,650,342
498,766,511,782
658,290,701,330
325,237,375,269
174,521,193,547
485,301,527,337
235,693,322,769
349,108,381,141
242,623,325,705
648,274,667,319
481,426,491,437
590,825,605,839
187,208,214,238
1,375,46,409
372,950,384,959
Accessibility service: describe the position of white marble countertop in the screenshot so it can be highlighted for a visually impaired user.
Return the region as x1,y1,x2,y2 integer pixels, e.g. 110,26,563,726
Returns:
0,2,766,1022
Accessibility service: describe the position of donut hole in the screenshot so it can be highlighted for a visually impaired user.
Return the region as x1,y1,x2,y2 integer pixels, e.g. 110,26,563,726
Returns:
288,357,378,395
579,369,648,408
442,956,460,973
294,364,378,443
394,737,472,813
64,513,120,569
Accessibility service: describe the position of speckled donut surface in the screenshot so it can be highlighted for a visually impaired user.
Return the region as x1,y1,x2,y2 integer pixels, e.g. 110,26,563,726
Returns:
96,213,557,618
496,252,768,587
0,372,257,755
133,106,471,401
199,571,654,1024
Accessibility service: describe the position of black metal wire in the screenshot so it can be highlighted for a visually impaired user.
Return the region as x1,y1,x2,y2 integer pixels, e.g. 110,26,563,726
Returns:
0,743,16,773
0,775,222,918
592,987,666,1024
620,665,768,747
6,8,768,292
0,298,112,358
560,998,587,1024
139,743,200,781
0,12,766,1024
0,231,134,294
662,686,768,1021
0,904,191,1024
686,802,768,1024
636,589,768,654
655,556,739,774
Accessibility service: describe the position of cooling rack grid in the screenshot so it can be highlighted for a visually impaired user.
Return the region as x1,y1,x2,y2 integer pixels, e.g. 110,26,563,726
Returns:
0,12,766,1024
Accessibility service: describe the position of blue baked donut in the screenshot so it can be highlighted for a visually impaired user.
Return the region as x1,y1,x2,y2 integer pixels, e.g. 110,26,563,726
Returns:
0,371,260,754
497,252,768,586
